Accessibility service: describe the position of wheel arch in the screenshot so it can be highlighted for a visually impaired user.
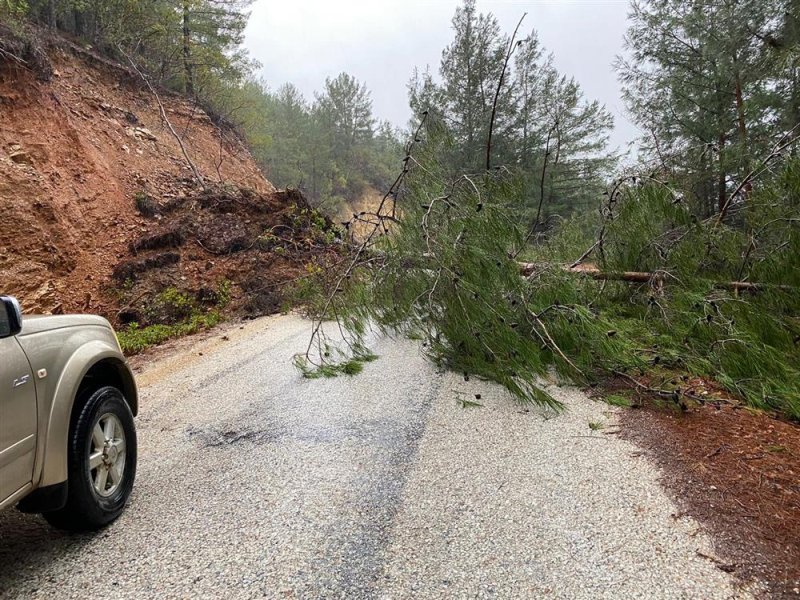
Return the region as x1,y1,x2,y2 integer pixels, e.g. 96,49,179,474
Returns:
38,342,138,489
77,359,138,417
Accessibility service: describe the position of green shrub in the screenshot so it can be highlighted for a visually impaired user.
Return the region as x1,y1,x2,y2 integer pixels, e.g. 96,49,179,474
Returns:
118,311,221,355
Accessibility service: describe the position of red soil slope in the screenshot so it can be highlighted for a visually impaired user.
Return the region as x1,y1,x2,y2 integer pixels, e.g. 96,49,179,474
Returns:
0,43,276,316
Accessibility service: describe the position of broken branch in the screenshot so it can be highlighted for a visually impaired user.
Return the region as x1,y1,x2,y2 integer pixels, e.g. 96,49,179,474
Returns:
119,46,207,191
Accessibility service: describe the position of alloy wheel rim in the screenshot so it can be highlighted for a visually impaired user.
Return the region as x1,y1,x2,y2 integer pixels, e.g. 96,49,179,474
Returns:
88,413,126,498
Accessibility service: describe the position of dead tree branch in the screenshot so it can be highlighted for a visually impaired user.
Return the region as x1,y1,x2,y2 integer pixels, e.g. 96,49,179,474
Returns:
119,46,206,191
486,14,526,171
612,370,710,406
515,118,560,256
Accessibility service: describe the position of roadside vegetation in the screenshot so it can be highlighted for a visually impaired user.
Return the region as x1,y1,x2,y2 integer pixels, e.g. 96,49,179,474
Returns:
298,0,800,422
116,286,226,354
117,312,222,354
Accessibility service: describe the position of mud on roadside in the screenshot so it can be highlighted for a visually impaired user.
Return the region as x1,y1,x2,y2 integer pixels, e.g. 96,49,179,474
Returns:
111,185,341,330
619,402,800,598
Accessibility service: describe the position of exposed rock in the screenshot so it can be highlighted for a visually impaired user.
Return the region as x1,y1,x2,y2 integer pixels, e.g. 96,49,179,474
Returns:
125,126,157,141
9,151,33,165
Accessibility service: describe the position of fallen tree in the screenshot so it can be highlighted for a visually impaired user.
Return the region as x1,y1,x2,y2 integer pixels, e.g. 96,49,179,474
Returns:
298,116,800,420
518,263,797,293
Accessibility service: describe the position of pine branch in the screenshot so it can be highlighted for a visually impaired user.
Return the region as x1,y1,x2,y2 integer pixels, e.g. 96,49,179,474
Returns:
301,113,430,366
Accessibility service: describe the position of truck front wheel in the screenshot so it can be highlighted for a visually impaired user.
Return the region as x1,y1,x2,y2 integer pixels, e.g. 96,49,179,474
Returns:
43,386,137,531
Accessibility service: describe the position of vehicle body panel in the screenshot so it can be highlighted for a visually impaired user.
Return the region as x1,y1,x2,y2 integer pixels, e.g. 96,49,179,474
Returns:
0,337,37,501
0,304,137,510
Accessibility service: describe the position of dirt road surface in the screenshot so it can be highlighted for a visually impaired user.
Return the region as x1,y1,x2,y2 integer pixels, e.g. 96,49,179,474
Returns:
0,315,754,599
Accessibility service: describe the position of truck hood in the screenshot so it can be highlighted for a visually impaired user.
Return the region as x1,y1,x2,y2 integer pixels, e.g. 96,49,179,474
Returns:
20,314,112,336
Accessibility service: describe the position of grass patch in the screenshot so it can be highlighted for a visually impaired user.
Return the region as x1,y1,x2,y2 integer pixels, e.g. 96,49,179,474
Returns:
117,311,221,354
604,394,633,407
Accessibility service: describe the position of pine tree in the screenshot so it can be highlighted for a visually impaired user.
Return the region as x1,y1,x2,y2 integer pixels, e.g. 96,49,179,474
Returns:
315,73,376,156
617,0,790,215
511,32,615,223
408,1,615,224
437,0,508,171
262,83,313,188
22,0,253,100
172,0,254,96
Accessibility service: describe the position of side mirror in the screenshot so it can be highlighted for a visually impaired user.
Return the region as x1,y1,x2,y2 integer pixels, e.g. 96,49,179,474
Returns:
0,296,23,338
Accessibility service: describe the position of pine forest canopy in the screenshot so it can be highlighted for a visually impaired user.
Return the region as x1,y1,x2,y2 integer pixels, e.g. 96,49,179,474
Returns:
618,0,800,215
16,0,254,94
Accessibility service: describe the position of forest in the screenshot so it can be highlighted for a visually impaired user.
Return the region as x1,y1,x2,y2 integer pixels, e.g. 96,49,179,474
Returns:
297,0,800,422
1,0,614,222
3,0,799,420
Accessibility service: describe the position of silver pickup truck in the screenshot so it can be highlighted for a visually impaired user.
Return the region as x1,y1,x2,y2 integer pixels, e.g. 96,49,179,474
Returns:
0,295,137,530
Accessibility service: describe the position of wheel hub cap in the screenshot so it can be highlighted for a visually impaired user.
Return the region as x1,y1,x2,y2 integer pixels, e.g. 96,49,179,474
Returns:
89,413,126,498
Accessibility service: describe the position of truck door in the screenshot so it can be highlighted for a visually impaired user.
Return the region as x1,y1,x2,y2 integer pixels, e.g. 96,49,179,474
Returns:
0,329,37,503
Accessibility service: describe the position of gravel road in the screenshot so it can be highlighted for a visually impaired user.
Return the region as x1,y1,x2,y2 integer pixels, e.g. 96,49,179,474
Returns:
0,314,752,599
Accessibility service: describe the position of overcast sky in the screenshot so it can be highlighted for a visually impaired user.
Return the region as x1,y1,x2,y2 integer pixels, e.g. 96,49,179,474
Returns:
244,0,640,152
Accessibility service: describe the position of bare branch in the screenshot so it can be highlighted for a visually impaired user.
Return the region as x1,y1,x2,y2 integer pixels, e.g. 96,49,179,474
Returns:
119,46,207,191
485,13,526,171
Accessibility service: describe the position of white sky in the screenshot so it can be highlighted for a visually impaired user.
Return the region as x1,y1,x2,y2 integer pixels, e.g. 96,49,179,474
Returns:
244,0,640,152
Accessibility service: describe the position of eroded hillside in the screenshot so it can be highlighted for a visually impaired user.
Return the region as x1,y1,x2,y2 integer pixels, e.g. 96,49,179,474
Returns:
0,39,338,325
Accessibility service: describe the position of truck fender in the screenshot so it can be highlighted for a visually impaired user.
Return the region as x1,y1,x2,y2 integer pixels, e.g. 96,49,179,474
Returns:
38,340,137,488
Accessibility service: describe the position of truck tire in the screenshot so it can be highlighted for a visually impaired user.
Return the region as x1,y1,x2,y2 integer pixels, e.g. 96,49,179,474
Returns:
43,386,137,531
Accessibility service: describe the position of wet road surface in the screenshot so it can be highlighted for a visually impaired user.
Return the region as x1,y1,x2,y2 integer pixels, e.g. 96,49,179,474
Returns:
0,315,750,598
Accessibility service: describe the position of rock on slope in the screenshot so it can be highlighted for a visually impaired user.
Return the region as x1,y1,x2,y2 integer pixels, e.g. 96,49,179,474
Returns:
0,38,334,321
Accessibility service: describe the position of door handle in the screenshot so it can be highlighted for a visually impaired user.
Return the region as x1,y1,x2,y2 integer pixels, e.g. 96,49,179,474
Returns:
12,374,30,388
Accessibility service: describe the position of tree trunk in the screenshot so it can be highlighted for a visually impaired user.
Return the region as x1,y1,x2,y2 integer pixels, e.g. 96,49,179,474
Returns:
717,132,727,213
47,0,56,29
517,263,795,292
734,71,748,143
733,56,753,198
182,1,195,97
73,10,85,37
